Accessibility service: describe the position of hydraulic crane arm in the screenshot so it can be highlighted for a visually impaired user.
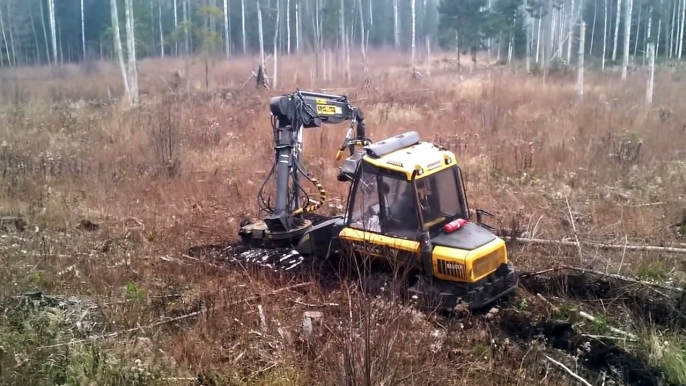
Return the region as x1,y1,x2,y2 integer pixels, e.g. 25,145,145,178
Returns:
261,90,371,235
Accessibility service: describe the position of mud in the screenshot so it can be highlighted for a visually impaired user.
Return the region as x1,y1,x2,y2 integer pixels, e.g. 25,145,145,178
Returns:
520,272,686,330
497,310,669,386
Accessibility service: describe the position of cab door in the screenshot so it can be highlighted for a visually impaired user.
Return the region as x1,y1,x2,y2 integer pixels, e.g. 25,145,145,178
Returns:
338,162,421,267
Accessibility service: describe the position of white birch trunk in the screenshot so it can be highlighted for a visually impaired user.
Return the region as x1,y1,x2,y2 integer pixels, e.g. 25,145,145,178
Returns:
242,0,247,54
340,0,344,49
536,8,542,62
667,0,678,58
613,0,622,60
110,0,131,103
257,0,265,71
674,0,683,56
39,0,50,65
411,0,416,70
223,0,229,57
543,0,554,68
680,0,685,59
345,28,351,84
622,0,632,81
7,9,15,66
150,0,156,56
646,8,652,63
525,6,531,71
646,43,655,104
125,0,139,104
174,0,178,55
394,0,400,49
358,0,368,77
273,0,280,88
0,7,10,66
48,0,57,65
369,0,373,26
567,0,575,64
590,0,597,54
656,0,662,55
426,36,431,76
81,0,86,58
287,0,291,54
183,0,189,56
578,22,585,99
603,0,608,70
160,0,165,58
296,1,300,53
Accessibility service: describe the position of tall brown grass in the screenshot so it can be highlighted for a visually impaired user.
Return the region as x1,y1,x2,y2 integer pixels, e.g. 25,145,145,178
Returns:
0,51,684,385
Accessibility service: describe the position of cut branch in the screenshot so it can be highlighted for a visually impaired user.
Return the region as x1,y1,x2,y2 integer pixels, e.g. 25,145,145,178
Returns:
506,237,686,254
545,355,593,386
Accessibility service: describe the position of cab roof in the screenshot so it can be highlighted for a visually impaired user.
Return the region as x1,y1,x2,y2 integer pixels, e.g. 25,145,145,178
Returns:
362,132,458,180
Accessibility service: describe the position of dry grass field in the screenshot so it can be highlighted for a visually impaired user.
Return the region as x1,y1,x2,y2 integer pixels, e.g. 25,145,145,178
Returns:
0,50,685,385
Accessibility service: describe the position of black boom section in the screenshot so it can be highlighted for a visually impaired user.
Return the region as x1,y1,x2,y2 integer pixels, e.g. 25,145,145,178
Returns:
269,90,364,134
261,90,368,236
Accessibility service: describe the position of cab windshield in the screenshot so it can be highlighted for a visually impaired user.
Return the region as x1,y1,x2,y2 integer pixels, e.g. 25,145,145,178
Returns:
415,167,469,232
347,163,469,237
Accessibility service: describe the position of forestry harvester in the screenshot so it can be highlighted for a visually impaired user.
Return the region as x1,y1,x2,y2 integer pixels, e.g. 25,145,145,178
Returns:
237,90,518,310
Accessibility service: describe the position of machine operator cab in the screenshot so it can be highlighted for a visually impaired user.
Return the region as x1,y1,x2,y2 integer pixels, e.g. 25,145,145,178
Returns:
341,131,471,240
337,131,516,298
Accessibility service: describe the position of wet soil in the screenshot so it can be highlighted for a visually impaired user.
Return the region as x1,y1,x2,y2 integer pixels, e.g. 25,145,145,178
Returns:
520,272,686,330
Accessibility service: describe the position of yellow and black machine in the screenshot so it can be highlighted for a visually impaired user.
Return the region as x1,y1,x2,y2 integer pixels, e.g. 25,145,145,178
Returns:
238,90,518,310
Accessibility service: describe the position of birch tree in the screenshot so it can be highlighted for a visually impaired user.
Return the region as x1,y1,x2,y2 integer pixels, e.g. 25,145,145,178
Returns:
358,0,369,78
110,0,131,103
160,0,165,57
242,0,246,54
287,0,291,54
622,0,632,81
125,0,139,104
680,0,685,59
578,22,585,99
224,0,230,57
273,0,280,88
81,0,86,58
646,43,655,104
39,0,50,65
48,0,57,65
174,0,178,55
257,0,265,74
394,0,400,49
0,5,10,67
670,0,676,57
412,0,416,71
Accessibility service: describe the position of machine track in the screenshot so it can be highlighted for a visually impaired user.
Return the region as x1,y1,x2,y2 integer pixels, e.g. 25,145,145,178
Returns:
226,245,305,271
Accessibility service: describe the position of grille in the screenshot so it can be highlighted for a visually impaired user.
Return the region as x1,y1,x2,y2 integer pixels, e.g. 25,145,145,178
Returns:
437,259,466,280
472,248,505,279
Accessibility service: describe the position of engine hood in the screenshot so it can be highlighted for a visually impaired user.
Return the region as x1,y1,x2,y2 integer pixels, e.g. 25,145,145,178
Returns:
430,222,498,251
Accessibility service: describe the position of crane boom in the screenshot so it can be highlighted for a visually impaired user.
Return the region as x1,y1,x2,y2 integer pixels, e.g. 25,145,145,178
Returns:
262,90,370,236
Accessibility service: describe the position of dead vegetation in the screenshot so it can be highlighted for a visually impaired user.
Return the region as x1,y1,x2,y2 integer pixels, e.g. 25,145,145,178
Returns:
0,51,685,385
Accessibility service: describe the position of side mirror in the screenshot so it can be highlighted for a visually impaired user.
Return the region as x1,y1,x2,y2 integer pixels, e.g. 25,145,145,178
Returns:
476,209,496,233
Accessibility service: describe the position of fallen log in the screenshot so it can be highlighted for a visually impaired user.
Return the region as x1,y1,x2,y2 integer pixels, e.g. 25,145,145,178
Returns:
506,237,686,254
523,265,683,293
